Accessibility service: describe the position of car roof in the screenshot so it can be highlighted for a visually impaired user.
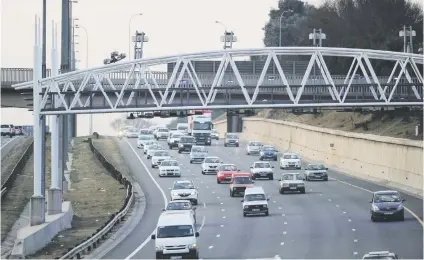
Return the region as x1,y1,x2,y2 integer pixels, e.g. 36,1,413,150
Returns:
245,186,265,194
168,200,191,204
219,163,236,167
174,180,193,184
254,161,270,164
232,173,250,176
374,190,400,195
282,172,300,176
204,156,219,159
160,159,178,163
158,211,193,225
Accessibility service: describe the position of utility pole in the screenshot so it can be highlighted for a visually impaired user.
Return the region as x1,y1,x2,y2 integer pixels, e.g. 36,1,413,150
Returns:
41,0,47,200
133,30,149,59
399,26,416,53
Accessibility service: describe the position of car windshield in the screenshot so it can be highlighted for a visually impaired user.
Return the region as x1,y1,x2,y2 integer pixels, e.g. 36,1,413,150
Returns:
154,151,170,157
283,154,299,159
160,161,179,166
177,126,188,130
181,137,195,143
158,128,169,132
148,145,161,150
140,130,152,134
249,142,261,146
307,164,326,170
173,182,195,190
166,201,192,210
157,225,194,238
254,162,271,168
192,147,206,153
145,141,156,146
172,134,182,138
205,157,220,163
245,194,266,201
263,147,275,151
282,174,303,181
1,125,9,128
138,135,152,140
220,165,237,171
227,134,238,139
129,129,138,133
374,193,401,203
233,176,253,184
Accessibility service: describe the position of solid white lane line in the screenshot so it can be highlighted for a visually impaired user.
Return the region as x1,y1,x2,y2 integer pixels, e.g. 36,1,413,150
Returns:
124,139,168,260
208,246,214,249
280,242,284,245
216,234,220,238
198,216,206,232
330,176,423,226
1,136,17,149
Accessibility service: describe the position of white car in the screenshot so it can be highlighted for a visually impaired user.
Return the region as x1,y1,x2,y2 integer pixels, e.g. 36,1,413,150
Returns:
139,128,154,136
147,146,165,159
201,156,222,175
279,152,302,169
159,160,181,177
126,128,139,138
189,146,208,164
304,163,328,181
246,141,262,155
1,124,14,137
242,186,269,217
137,134,155,148
250,161,274,180
151,151,172,168
162,200,197,224
168,132,184,149
170,180,199,205
155,128,170,140
278,173,305,194
143,141,159,154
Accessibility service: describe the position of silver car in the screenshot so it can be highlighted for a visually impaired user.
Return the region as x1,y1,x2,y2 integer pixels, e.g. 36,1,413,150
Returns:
190,146,208,164
246,141,262,155
304,164,328,181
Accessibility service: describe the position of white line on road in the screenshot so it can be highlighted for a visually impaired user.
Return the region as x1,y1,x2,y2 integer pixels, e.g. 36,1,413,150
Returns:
352,228,356,232
221,209,225,212
208,246,214,249
353,252,358,255
222,216,226,219
336,205,340,207
283,231,287,235
216,234,220,238
273,201,276,203
124,139,168,260
328,199,332,201
278,207,282,210
206,186,209,188
220,224,224,227
282,214,285,216
217,196,220,199
198,216,206,232
203,203,206,208
1,136,17,149
284,222,287,225
220,202,223,205
348,219,352,222
343,211,347,214
354,239,358,243
212,191,215,194
280,242,284,245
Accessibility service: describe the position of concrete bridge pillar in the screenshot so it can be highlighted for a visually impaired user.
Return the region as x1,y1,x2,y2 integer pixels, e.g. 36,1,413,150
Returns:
226,114,242,133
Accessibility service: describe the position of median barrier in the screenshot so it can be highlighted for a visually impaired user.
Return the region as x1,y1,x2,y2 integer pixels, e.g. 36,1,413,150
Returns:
214,118,423,195
59,136,134,259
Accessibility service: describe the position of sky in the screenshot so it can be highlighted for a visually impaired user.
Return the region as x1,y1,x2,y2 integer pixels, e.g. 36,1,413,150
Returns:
1,0,421,135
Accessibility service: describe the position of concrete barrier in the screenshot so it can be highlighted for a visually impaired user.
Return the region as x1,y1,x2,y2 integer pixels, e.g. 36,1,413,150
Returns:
214,118,423,195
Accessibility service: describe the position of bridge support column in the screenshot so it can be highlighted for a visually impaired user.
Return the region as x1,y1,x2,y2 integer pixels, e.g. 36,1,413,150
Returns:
62,115,69,192
226,114,242,133
48,115,62,214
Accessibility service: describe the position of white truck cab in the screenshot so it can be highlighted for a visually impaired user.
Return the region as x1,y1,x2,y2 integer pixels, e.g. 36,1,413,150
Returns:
151,211,200,259
242,186,269,217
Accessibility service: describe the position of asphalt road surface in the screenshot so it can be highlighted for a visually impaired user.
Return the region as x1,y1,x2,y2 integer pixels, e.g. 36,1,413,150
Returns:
1,136,23,160
103,138,423,259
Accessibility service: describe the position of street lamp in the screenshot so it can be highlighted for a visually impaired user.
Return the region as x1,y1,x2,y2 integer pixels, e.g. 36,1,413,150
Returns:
129,13,143,59
215,21,237,49
215,20,228,32
279,9,293,47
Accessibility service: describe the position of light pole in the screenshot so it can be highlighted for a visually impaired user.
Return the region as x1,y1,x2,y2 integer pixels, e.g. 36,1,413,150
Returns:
129,13,143,59
279,10,293,47
75,25,88,68
215,21,237,49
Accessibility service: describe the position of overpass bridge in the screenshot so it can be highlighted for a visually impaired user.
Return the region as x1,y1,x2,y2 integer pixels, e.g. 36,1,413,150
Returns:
9,47,424,114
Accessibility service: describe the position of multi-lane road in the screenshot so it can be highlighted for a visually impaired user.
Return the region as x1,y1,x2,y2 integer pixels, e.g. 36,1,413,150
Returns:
103,138,423,259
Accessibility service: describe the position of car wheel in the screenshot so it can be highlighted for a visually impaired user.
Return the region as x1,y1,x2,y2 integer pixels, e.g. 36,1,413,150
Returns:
236,144,239,147
151,164,155,168
230,190,234,197
217,179,221,184
279,188,284,194
269,175,273,180
156,252,163,259
371,215,376,222
251,176,255,180
324,177,328,181
265,211,269,216
178,150,182,154
193,200,198,205
259,157,263,161
300,188,305,194
190,160,193,164
201,171,205,175
274,157,277,161
247,152,250,155
243,212,247,217
280,166,283,169
224,144,227,147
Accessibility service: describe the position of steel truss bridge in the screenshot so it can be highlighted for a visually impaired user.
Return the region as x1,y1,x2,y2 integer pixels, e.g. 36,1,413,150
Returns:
13,47,424,115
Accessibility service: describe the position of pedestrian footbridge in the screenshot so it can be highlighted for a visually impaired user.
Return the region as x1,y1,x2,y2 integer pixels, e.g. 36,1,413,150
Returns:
7,47,424,113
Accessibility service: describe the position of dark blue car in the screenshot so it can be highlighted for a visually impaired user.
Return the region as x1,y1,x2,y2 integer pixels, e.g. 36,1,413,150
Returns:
370,191,405,221
259,146,278,161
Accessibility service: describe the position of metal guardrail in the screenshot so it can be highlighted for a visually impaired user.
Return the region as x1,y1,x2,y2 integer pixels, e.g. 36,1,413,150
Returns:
1,139,34,199
60,136,134,259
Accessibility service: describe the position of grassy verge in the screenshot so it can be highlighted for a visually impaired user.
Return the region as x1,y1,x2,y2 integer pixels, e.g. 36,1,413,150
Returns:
29,136,127,259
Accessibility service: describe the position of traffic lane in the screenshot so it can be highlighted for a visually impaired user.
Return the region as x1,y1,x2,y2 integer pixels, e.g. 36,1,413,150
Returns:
1,136,21,160
315,177,423,259
209,142,361,258
102,138,166,259
125,139,231,259
214,141,423,258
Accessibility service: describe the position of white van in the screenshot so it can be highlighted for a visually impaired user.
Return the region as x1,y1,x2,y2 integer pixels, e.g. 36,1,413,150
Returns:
242,186,269,217
176,123,189,133
151,211,200,259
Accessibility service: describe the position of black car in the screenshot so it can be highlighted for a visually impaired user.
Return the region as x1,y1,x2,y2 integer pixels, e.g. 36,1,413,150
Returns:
370,191,405,221
178,136,196,153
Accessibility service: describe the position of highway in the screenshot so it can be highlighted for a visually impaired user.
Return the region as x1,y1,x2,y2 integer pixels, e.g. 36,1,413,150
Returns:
1,136,24,160
104,138,423,259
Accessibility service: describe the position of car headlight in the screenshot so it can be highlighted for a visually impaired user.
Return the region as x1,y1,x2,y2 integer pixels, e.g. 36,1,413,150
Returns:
172,192,179,196
372,204,379,211
397,204,403,210
282,183,289,187
190,191,196,195
156,246,164,251
235,140,239,142
179,144,183,147
262,204,268,208
188,244,197,249
243,205,248,209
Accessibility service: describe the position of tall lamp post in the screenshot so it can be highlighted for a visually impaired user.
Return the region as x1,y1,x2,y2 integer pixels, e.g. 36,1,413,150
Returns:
279,10,293,47
215,21,237,49
128,13,143,59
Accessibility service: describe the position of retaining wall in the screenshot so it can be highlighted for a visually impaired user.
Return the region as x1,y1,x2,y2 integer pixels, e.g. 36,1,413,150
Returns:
214,118,423,193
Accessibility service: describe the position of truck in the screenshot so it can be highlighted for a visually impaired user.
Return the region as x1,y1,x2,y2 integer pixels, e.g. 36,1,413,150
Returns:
187,110,213,146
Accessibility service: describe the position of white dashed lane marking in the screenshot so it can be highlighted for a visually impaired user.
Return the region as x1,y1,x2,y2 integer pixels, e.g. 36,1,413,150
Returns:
328,199,332,202
343,211,347,214
217,196,220,199
208,246,213,249
336,205,340,207
216,234,220,238
221,209,225,212
203,203,206,208
283,231,287,235
280,242,285,245
352,228,356,232
353,252,358,255
220,224,224,227
273,201,276,203
284,222,287,225
220,202,223,205
354,239,358,243
348,219,352,222
281,214,285,216
222,216,226,219
278,207,282,210
212,191,215,194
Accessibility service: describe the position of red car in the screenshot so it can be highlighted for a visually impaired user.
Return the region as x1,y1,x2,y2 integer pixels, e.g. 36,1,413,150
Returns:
216,164,240,184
